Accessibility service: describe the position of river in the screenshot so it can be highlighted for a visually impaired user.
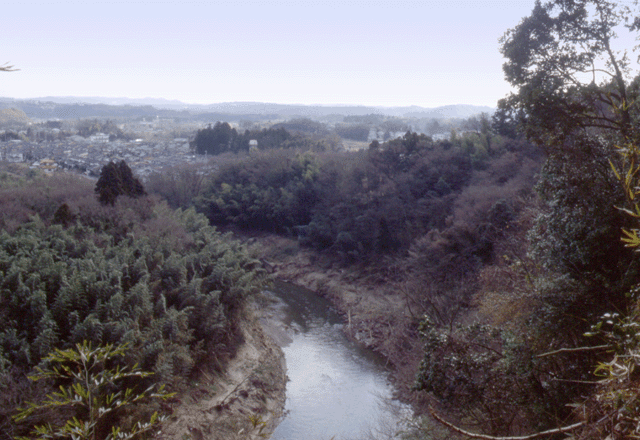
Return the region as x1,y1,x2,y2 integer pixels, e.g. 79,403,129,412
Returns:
262,280,409,440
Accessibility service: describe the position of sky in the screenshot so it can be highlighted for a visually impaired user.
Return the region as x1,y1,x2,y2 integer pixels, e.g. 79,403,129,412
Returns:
4,0,538,108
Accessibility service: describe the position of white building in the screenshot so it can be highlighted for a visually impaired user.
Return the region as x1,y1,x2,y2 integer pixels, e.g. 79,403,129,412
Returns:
90,133,109,144
6,152,24,163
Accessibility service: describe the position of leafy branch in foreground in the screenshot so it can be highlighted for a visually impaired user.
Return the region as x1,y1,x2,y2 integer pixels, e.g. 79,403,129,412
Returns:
13,341,174,440
559,142,640,438
611,141,640,249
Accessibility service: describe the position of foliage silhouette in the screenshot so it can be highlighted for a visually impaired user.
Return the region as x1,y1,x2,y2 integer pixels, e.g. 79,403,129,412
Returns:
95,161,145,206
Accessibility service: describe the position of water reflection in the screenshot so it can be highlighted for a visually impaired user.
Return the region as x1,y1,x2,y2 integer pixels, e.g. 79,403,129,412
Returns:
266,281,408,440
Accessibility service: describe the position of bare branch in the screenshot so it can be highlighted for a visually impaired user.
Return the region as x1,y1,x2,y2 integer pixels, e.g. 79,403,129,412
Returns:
429,407,584,440
0,62,19,72
536,344,610,358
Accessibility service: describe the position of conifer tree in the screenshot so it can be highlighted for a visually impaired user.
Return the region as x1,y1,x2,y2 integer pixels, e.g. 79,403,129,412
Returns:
95,160,145,205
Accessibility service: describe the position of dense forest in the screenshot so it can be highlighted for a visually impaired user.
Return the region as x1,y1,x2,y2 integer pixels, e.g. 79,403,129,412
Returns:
0,127,543,438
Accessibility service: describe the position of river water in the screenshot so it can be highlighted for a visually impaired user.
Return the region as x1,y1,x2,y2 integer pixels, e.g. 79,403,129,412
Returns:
264,280,408,440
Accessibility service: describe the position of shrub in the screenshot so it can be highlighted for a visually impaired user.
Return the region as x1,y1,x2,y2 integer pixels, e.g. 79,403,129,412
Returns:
13,341,173,440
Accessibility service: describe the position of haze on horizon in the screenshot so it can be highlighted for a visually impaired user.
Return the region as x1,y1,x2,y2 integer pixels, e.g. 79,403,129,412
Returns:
5,0,536,108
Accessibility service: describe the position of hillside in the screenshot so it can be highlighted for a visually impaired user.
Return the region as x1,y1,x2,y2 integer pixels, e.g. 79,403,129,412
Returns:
0,97,493,120
0,108,31,125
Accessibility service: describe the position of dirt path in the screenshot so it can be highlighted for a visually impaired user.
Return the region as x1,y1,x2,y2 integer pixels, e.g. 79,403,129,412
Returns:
157,301,287,440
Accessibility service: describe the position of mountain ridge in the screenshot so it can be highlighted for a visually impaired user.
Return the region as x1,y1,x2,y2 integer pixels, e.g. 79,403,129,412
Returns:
0,96,494,120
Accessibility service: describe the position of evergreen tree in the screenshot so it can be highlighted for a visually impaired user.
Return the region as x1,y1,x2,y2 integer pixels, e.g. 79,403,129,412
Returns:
95,160,146,205
193,122,238,155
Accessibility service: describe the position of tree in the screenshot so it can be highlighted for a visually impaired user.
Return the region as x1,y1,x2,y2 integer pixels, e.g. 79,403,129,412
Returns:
499,0,640,288
95,160,146,205
499,0,640,144
334,123,370,141
193,122,238,155
414,2,640,436
77,119,126,139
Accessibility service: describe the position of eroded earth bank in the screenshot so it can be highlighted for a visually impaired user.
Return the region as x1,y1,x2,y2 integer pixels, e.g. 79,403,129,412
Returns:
158,297,289,440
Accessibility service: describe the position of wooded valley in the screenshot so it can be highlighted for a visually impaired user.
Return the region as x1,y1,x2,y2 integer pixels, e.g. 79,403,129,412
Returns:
5,0,640,438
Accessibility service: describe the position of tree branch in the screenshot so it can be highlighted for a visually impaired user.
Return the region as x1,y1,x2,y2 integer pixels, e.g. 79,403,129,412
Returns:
0,62,18,72
536,344,610,358
429,407,584,440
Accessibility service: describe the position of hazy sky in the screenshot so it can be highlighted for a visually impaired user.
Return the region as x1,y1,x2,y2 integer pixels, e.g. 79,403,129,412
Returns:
4,0,537,108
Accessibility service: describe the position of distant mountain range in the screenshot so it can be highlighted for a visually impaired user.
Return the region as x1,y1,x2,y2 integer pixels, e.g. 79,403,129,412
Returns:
0,96,494,120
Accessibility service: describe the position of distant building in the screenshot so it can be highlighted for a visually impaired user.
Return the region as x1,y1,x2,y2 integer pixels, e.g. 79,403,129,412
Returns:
249,139,258,151
69,135,86,143
90,133,109,144
6,152,24,163
432,133,449,141
36,158,58,172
